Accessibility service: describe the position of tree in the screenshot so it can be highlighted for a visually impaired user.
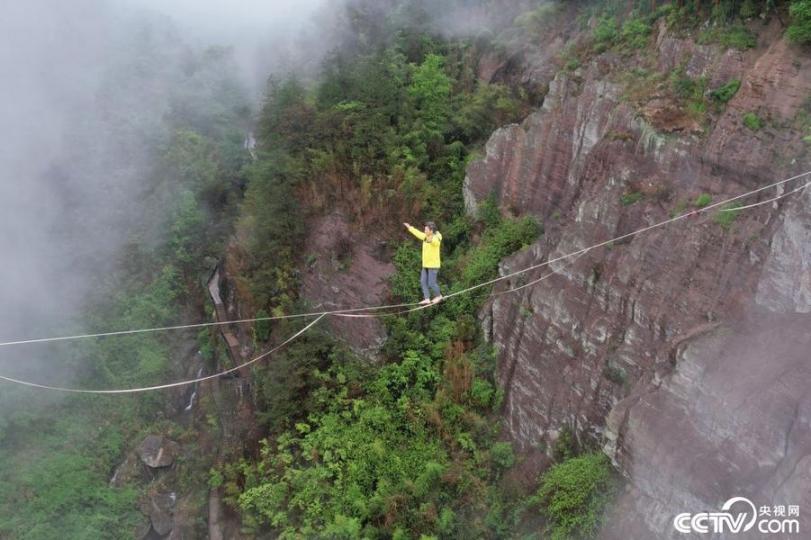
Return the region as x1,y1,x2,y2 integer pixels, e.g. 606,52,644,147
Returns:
408,54,452,136
258,77,316,154
241,153,304,311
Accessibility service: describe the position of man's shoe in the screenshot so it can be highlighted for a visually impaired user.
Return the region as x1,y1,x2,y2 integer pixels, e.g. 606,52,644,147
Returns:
431,295,443,304
419,299,432,305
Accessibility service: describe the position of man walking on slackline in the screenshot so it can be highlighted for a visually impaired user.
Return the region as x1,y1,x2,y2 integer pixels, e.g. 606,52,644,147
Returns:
404,221,443,305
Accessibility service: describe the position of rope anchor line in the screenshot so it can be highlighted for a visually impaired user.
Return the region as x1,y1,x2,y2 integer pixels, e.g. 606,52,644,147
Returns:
0,170,809,394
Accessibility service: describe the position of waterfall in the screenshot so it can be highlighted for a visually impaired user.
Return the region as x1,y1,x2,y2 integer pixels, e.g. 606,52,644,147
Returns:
184,365,204,412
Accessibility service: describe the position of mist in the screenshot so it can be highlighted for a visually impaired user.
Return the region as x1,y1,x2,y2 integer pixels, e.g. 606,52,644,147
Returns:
0,0,533,390
0,0,330,393
115,0,331,100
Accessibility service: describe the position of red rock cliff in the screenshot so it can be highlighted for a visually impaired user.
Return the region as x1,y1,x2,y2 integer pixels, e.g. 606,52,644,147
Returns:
464,16,811,538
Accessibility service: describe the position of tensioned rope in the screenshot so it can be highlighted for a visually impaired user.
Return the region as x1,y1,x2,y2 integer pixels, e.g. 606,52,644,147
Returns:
0,171,808,394
1,170,808,347
0,303,414,348
437,174,811,302
0,314,325,394
339,250,591,319
0,254,588,393
719,179,810,212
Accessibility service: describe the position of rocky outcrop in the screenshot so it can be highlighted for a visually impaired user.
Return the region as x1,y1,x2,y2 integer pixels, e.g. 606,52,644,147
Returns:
110,452,143,487
605,190,811,537
137,435,180,469
203,263,258,540
601,311,811,539
464,15,811,539
755,184,811,313
475,2,581,89
208,266,253,377
600,185,811,539
301,212,394,358
208,488,225,540
145,492,177,537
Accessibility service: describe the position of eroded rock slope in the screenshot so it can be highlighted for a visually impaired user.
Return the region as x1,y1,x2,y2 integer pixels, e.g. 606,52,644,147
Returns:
465,17,811,538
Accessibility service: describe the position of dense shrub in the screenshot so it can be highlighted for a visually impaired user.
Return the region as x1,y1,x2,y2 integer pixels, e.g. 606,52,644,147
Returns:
621,18,651,49
491,442,516,470
710,79,741,103
238,200,543,536
593,16,619,51
694,193,712,208
532,452,615,540
743,112,763,130
788,0,811,43
698,23,757,49
621,191,644,206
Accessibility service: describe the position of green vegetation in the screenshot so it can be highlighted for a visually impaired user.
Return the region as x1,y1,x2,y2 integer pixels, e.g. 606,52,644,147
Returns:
788,0,811,43
698,24,757,49
710,79,741,104
238,153,305,313
740,0,762,18
530,452,616,540
254,309,272,342
694,193,713,208
672,69,707,102
668,67,710,125
621,17,652,49
621,191,644,206
237,212,541,537
795,101,811,144
0,401,143,538
235,32,530,319
715,202,744,228
743,111,763,130
212,15,562,537
583,0,773,44
227,7,801,534
664,3,702,31
457,216,539,288
551,427,577,463
671,199,689,217
491,442,517,470
593,16,620,52
409,54,453,140
0,43,250,538
653,0,811,47
572,5,656,56
665,0,767,30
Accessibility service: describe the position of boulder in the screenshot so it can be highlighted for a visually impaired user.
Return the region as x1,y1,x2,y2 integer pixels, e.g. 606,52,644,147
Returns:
137,435,180,469
146,492,177,537
109,452,142,487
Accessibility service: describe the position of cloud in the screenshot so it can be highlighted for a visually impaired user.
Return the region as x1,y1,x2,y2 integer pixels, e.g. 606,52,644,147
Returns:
0,0,330,354
113,0,331,98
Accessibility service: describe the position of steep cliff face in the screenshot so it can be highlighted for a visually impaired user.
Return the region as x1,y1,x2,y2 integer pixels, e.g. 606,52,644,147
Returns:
603,186,811,539
300,212,393,358
465,15,811,538
202,266,260,540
